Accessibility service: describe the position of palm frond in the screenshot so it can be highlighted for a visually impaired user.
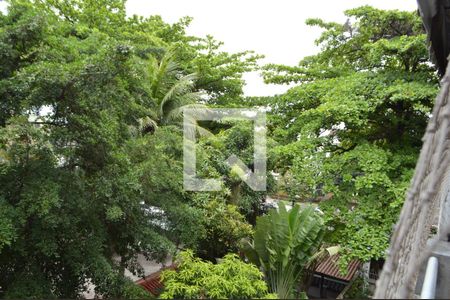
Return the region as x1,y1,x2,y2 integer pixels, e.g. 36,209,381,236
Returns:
150,51,177,99
243,203,326,298
160,73,198,116
168,104,207,122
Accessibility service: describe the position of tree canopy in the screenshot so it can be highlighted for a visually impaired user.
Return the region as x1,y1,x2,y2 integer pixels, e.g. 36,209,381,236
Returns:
0,1,439,299
0,0,263,297
264,6,438,264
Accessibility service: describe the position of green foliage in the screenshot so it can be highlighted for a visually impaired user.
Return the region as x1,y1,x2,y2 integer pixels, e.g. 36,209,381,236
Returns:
243,204,325,298
196,122,276,223
0,0,261,297
263,6,429,84
196,199,253,261
343,275,370,299
265,6,438,265
0,1,439,298
160,250,276,299
179,35,263,106
141,50,204,130
122,280,154,299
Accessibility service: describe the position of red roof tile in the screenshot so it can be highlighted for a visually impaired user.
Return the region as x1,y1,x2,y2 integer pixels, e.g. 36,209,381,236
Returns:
314,254,361,282
135,265,176,296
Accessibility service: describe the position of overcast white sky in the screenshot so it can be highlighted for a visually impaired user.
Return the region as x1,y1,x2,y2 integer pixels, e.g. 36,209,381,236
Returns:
0,0,419,96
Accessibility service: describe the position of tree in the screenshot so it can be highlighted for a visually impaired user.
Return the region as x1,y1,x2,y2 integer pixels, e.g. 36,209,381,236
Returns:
0,0,259,297
183,35,263,106
140,50,201,131
264,6,438,265
242,204,325,299
160,250,276,299
196,122,276,224
195,198,252,261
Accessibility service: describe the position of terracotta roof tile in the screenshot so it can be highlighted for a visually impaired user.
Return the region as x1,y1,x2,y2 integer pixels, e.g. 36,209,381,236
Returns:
135,265,176,296
314,254,361,281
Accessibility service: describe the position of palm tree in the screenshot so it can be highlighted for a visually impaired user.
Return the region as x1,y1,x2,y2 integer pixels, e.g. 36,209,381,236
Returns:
137,50,209,137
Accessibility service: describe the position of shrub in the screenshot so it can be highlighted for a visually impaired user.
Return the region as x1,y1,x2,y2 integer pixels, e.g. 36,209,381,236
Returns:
160,250,276,299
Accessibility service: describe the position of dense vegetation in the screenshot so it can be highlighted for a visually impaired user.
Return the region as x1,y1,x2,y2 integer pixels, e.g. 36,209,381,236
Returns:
263,6,438,265
0,0,438,299
160,250,276,299
243,204,325,298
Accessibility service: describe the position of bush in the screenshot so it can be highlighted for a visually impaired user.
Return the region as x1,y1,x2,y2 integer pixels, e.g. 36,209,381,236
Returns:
197,200,253,261
160,250,276,299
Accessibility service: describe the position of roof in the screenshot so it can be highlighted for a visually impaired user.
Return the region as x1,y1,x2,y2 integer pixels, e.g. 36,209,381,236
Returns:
314,254,361,282
135,265,176,296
